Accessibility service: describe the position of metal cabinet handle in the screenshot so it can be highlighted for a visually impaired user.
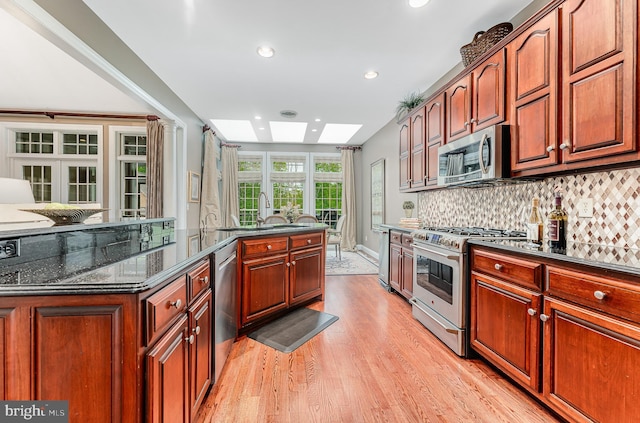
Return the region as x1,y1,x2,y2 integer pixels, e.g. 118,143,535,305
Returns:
594,290,606,300
470,118,477,124
540,314,549,322
559,142,570,150
169,299,182,309
286,262,291,267
307,239,312,244
199,276,209,284
494,263,503,271
193,325,201,335
546,145,555,152
527,308,537,316
291,260,296,266
185,334,195,344
464,121,470,127
267,244,272,250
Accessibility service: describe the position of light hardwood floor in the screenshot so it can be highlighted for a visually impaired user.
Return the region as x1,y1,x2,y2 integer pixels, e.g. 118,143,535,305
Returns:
196,275,562,423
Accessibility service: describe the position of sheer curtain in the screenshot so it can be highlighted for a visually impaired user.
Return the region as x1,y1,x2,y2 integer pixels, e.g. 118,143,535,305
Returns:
221,145,240,227
340,148,357,251
146,118,164,218
200,130,222,229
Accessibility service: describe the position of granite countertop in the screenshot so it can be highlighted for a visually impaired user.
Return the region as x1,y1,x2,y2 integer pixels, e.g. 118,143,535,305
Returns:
468,239,640,278
0,223,327,296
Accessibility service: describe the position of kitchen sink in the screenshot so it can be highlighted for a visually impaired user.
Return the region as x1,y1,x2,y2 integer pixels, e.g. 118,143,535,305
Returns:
215,224,304,232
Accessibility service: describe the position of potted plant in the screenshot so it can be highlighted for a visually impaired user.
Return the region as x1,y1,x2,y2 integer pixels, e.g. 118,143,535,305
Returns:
403,201,415,218
395,91,424,121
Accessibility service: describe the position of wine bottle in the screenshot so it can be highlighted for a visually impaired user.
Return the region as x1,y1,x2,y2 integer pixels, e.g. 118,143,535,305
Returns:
527,197,544,245
547,191,568,254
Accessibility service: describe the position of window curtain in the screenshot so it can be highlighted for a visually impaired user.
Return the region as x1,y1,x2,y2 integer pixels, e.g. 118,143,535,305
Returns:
146,119,164,218
200,130,222,229
340,148,357,251
221,145,240,227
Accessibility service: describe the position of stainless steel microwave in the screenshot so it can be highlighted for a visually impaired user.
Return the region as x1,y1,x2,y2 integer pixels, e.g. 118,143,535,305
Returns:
437,125,510,187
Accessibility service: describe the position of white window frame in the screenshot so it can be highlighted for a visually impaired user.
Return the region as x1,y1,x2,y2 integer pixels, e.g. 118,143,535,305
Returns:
109,125,147,221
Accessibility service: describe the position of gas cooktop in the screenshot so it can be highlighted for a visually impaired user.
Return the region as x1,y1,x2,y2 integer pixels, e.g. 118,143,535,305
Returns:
412,227,527,251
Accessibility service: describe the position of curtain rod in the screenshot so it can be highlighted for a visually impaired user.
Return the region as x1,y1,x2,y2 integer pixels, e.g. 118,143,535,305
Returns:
202,124,216,135
336,145,362,151
0,109,157,121
220,142,241,148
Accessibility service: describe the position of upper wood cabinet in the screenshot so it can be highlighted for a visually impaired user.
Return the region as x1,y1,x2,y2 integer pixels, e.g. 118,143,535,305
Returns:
509,10,559,173
559,0,637,165
398,118,411,190
446,49,506,142
410,108,426,190
425,93,446,187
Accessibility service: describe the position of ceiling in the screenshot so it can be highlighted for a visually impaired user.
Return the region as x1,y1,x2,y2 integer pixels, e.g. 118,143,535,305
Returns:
1,0,534,145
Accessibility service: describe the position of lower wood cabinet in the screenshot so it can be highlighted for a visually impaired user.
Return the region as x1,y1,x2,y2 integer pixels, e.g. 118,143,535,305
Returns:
389,231,413,300
241,253,290,325
470,245,640,422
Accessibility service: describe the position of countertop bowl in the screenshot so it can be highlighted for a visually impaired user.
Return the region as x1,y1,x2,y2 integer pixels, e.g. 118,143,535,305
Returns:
20,208,108,225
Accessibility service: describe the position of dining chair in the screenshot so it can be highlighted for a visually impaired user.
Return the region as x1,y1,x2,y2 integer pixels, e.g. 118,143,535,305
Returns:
326,215,346,260
294,214,318,223
264,214,288,224
230,215,241,227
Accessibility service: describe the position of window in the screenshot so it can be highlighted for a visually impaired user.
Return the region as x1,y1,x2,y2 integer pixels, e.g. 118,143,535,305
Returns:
270,155,306,217
16,132,54,154
22,164,53,202
62,133,99,155
313,156,342,227
238,154,264,226
118,134,147,218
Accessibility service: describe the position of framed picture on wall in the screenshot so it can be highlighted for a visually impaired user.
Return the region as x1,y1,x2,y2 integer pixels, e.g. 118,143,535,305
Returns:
371,159,385,230
189,171,201,203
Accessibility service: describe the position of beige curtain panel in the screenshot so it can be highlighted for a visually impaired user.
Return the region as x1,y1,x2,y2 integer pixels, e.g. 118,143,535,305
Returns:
200,130,222,230
340,148,357,251
146,119,164,218
221,145,240,227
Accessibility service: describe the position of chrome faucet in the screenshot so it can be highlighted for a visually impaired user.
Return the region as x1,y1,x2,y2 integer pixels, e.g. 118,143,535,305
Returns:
256,192,271,226
201,211,218,232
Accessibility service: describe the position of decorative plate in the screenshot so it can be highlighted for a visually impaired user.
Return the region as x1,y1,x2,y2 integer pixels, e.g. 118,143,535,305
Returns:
20,208,109,225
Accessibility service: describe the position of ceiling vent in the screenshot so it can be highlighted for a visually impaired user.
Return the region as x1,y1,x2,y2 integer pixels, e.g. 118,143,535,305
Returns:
280,110,298,118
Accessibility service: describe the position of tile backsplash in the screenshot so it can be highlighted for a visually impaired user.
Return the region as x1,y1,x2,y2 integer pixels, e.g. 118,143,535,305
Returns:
417,167,640,250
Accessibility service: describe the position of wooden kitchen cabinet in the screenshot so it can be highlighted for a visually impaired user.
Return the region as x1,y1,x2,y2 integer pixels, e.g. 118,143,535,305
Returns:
399,118,411,191
509,10,559,174
289,232,324,305
241,252,289,326
389,231,413,300
410,107,426,190
559,0,637,167
446,49,506,142
425,93,446,187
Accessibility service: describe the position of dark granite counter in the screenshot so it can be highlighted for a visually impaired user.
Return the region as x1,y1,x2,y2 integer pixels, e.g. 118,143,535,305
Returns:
468,239,640,278
0,223,327,296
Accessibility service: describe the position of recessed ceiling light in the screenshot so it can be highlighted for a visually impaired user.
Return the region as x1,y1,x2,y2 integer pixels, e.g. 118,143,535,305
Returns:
318,124,363,144
255,116,262,120
312,129,318,132
364,71,379,79
257,46,275,58
314,118,321,122
409,0,430,7
211,119,258,142
259,127,265,130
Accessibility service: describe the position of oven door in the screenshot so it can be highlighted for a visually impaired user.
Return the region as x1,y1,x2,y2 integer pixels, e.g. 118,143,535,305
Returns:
410,242,466,356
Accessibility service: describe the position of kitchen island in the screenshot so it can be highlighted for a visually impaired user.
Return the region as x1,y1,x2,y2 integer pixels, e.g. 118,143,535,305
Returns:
0,220,327,423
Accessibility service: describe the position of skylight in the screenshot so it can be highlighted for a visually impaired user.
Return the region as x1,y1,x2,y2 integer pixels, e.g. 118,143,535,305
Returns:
210,119,258,142
318,124,363,144
269,121,307,142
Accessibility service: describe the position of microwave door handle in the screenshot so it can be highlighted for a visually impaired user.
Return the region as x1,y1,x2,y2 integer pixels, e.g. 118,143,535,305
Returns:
479,133,489,174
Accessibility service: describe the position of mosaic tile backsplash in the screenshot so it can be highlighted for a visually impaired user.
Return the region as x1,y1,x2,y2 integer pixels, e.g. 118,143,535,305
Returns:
417,167,640,250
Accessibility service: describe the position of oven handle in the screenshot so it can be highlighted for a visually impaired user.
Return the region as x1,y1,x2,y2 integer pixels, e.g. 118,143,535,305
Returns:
411,244,459,261
409,298,459,334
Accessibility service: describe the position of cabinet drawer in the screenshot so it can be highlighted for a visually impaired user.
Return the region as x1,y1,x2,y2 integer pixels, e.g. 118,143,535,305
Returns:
290,232,323,250
471,248,542,291
242,237,288,257
546,265,640,322
401,234,413,248
146,275,187,344
188,260,210,302
390,231,403,245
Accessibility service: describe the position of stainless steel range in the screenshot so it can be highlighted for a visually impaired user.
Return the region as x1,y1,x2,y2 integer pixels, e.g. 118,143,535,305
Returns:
410,227,526,356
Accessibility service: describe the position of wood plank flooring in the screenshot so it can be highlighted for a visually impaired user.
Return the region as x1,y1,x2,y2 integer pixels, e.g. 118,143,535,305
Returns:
196,275,562,422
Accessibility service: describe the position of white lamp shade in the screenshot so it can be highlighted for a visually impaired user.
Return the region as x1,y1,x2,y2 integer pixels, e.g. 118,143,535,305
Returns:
0,178,35,204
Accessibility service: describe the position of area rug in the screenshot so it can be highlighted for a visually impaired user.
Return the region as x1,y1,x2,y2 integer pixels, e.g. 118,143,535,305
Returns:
247,307,338,353
325,251,378,275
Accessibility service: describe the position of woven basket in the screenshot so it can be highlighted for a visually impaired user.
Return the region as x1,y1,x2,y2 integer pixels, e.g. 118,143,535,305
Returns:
460,22,513,66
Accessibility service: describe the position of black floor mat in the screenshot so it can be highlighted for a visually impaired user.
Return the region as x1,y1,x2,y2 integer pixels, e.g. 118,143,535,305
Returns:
247,307,339,353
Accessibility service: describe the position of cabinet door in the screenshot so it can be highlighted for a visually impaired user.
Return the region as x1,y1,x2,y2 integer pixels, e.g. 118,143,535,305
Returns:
472,49,506,131
0,307,29,400
561,0,636,164
147,315,189,423
410,108,426,189
399,119,411,190
289,246,324,305
189,290,212,417
542,297,640,422
426,93,445,186
401,247,413,299
470,272,542,392
510,11,559,173
446,74,472,141
33,305,125,423
241,253,289,325
389,243,403,293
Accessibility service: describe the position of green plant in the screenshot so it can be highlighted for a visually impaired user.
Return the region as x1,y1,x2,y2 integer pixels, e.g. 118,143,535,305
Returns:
403,201,415,210
395,91,424,120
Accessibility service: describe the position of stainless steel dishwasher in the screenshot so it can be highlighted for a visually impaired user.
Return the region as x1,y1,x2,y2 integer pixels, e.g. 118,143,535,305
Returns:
376,227,391,291
213,240,237,384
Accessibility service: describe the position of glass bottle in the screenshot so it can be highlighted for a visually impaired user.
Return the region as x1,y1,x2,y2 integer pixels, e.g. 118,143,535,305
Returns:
527,197,544,245
547,191,568,254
